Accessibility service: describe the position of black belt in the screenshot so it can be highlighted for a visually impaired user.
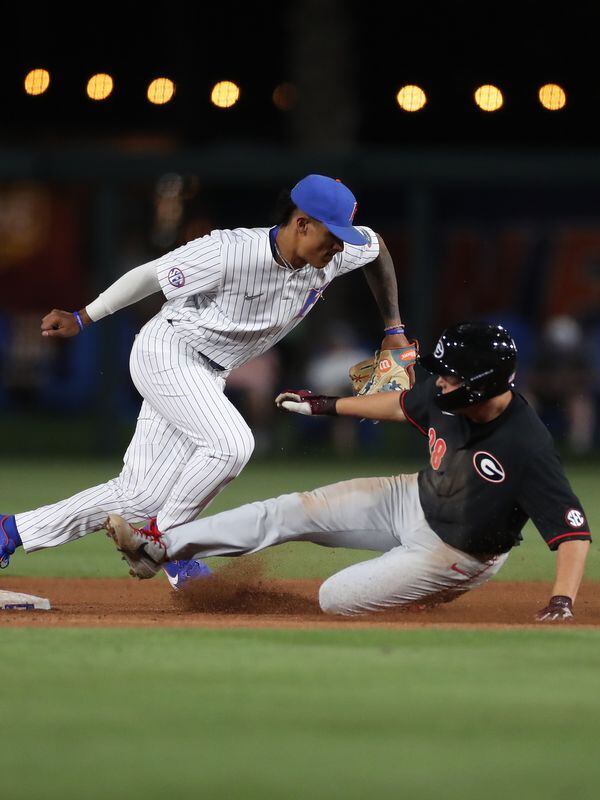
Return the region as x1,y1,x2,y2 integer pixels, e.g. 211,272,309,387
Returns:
166,319,227,372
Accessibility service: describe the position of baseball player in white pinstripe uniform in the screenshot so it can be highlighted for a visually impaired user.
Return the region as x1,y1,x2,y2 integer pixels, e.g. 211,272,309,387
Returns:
0,175,413,588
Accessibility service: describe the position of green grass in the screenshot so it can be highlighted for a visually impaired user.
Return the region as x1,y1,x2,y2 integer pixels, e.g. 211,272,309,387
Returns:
0,627,599,800
0,457,598,581
2,461,600,800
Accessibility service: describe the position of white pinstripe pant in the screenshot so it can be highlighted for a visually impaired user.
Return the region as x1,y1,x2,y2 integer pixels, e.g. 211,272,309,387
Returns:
17,316,254,552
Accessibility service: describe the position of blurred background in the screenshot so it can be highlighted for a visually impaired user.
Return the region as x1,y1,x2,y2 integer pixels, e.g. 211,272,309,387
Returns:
1,1,599,459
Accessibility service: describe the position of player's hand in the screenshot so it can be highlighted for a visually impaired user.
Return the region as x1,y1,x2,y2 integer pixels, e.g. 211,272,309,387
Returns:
41,309,81,338
275,390,338,416
381,332,416,388
535,595,574,622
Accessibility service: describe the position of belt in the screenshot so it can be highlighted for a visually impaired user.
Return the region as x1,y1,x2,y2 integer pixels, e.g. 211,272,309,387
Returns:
166,319,227,372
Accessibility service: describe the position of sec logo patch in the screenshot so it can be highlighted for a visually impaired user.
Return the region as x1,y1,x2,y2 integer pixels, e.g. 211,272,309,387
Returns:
168,267,185,288
565,509,585,528
473,451,505,483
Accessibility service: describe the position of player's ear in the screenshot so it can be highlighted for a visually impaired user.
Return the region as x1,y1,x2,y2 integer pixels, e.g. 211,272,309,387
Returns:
295,213,311,236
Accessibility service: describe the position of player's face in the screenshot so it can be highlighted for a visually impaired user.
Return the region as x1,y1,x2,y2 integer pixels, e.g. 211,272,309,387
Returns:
297,217,344,268
435,374,462,394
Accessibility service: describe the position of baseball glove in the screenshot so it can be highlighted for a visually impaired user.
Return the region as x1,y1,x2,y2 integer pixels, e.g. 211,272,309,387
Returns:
349,343,418,395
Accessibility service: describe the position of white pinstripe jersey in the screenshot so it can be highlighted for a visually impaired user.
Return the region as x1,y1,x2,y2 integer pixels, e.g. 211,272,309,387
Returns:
152,226,380,370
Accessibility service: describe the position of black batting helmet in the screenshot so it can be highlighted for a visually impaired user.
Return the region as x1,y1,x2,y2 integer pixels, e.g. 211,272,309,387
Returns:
419,322,517,412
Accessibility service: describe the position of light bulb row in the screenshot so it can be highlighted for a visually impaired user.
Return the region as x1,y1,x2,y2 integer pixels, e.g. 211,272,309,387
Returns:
23,70,569,113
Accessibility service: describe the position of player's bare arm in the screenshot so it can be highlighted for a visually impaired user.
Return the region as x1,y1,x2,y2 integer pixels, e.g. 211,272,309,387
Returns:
275,388,407,422
362,235,408,347
536,540,590,622
553,540,590,598
359,234,416,387
337,391,406,421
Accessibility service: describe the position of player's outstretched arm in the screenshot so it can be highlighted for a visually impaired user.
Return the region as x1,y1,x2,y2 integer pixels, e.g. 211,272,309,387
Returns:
275,389,406,422
535,540,590,622
40,261,162,338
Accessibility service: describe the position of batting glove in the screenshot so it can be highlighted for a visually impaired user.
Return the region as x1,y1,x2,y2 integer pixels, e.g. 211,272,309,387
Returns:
535,595,574,622
275,390,339,416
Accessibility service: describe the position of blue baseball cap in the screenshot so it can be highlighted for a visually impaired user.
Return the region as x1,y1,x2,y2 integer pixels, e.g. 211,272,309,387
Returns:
290,174,368,246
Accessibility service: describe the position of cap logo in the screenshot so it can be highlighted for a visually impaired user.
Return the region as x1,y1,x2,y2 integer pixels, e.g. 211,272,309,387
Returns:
349,201,357,222
434,339,444,359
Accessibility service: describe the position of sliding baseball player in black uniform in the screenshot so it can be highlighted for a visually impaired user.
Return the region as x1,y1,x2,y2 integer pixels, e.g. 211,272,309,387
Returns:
103,322,591,622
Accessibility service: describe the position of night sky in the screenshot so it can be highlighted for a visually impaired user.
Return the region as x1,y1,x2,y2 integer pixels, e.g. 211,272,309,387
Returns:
1,3,597,148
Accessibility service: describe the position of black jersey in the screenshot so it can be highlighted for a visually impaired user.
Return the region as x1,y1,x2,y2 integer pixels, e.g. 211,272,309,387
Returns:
401,377,591,556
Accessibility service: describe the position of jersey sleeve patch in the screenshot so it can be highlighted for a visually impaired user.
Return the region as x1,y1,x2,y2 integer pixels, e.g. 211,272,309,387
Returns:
565,508,586,528
156,234,222,300
167,267,185,288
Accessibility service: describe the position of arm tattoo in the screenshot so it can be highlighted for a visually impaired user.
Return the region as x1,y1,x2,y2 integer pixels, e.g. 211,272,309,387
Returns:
361,235,401,326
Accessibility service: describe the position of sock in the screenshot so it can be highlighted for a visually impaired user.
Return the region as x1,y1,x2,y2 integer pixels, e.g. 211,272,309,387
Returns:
1,515,22,549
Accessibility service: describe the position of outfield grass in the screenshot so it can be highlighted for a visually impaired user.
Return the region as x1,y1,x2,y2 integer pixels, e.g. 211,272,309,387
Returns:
0,457,598,581
2,459,599,799
0,627,599,800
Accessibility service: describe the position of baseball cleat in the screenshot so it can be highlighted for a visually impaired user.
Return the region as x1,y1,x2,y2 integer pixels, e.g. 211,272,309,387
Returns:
0,515,17,569
162,559,213,590
104,514,167,580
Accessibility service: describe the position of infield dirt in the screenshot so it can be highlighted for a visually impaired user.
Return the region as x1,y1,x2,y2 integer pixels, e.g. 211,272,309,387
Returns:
1,561,599,628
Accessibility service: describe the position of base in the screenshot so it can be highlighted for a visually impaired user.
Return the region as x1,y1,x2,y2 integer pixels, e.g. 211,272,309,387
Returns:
0,589,51,611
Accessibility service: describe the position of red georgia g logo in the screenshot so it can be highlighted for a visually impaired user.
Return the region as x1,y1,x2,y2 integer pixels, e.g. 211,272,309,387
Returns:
473,451,506,483
428,427,447,471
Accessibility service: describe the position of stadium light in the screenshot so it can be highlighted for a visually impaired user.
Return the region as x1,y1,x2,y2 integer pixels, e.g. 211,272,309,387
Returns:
474,84,503,111
147,78,175,105
211,81,240,109
538,83,566,110
272,82,297,111
24,69,50,96
396,85,427,112
87,73,114,101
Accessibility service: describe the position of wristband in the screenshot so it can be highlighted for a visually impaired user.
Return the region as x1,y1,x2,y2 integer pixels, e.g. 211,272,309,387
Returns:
313,396,339,416
73,311,85,332
549,595,573,610
384,325,405,335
